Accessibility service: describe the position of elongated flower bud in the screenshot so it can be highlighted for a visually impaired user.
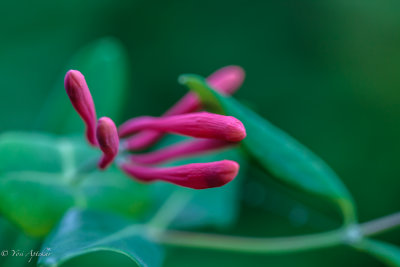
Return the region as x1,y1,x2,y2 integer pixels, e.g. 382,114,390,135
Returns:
130,139,231,165
96,117,119,170
122,66,245,150
123,131,161,151
164,65,245,116
64,70,97,146
120,160,239,189
119,112,246,142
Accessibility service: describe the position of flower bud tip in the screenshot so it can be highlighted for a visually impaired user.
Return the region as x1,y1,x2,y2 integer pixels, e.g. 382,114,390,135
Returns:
207,65,245,94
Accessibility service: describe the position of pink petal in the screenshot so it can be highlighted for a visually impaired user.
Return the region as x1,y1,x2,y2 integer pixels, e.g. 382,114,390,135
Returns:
130,139,232,165
118,112,246,142
64,70,97,146
122,66,245,150
120,160,239,189
122,131,161,151
96,117,119,169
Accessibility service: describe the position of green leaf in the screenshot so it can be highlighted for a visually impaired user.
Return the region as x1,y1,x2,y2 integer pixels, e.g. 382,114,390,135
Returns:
179,74,356,224
0,217,41,267
0,132,150,237
38,209,164,267
356,239,400,267
34,37,130,133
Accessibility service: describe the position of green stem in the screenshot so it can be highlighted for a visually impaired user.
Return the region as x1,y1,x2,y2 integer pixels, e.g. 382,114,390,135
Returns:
148,190,192,231
70,156,99,186
361,211,400,236
155,228,346,254
151,211,400,254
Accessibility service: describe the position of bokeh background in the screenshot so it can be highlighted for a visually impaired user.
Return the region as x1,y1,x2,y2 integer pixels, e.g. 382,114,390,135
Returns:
0,1,399,266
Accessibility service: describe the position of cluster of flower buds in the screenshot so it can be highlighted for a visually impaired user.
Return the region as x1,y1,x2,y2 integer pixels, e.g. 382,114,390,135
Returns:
64,66,246,189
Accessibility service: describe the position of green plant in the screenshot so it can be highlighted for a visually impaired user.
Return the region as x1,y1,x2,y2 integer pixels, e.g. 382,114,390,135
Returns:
0,38,399,267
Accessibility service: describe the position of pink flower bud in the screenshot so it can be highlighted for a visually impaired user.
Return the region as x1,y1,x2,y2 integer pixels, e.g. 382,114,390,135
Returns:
96,117,119,170
64,70,97,146
206,65,246,95
123,131,161,151
119,112,246,142
122,66,245,150
120,160,239,189
130,139,232,165
164,65,245,116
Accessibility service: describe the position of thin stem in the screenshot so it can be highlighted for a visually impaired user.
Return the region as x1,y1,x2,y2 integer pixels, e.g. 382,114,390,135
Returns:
148,190,192,231
153,228,347,254
150,211,400,254
70,156,99,186
360,211,400,236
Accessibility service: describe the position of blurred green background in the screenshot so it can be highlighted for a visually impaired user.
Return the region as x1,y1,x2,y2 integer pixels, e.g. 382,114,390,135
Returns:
0,0,399,266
